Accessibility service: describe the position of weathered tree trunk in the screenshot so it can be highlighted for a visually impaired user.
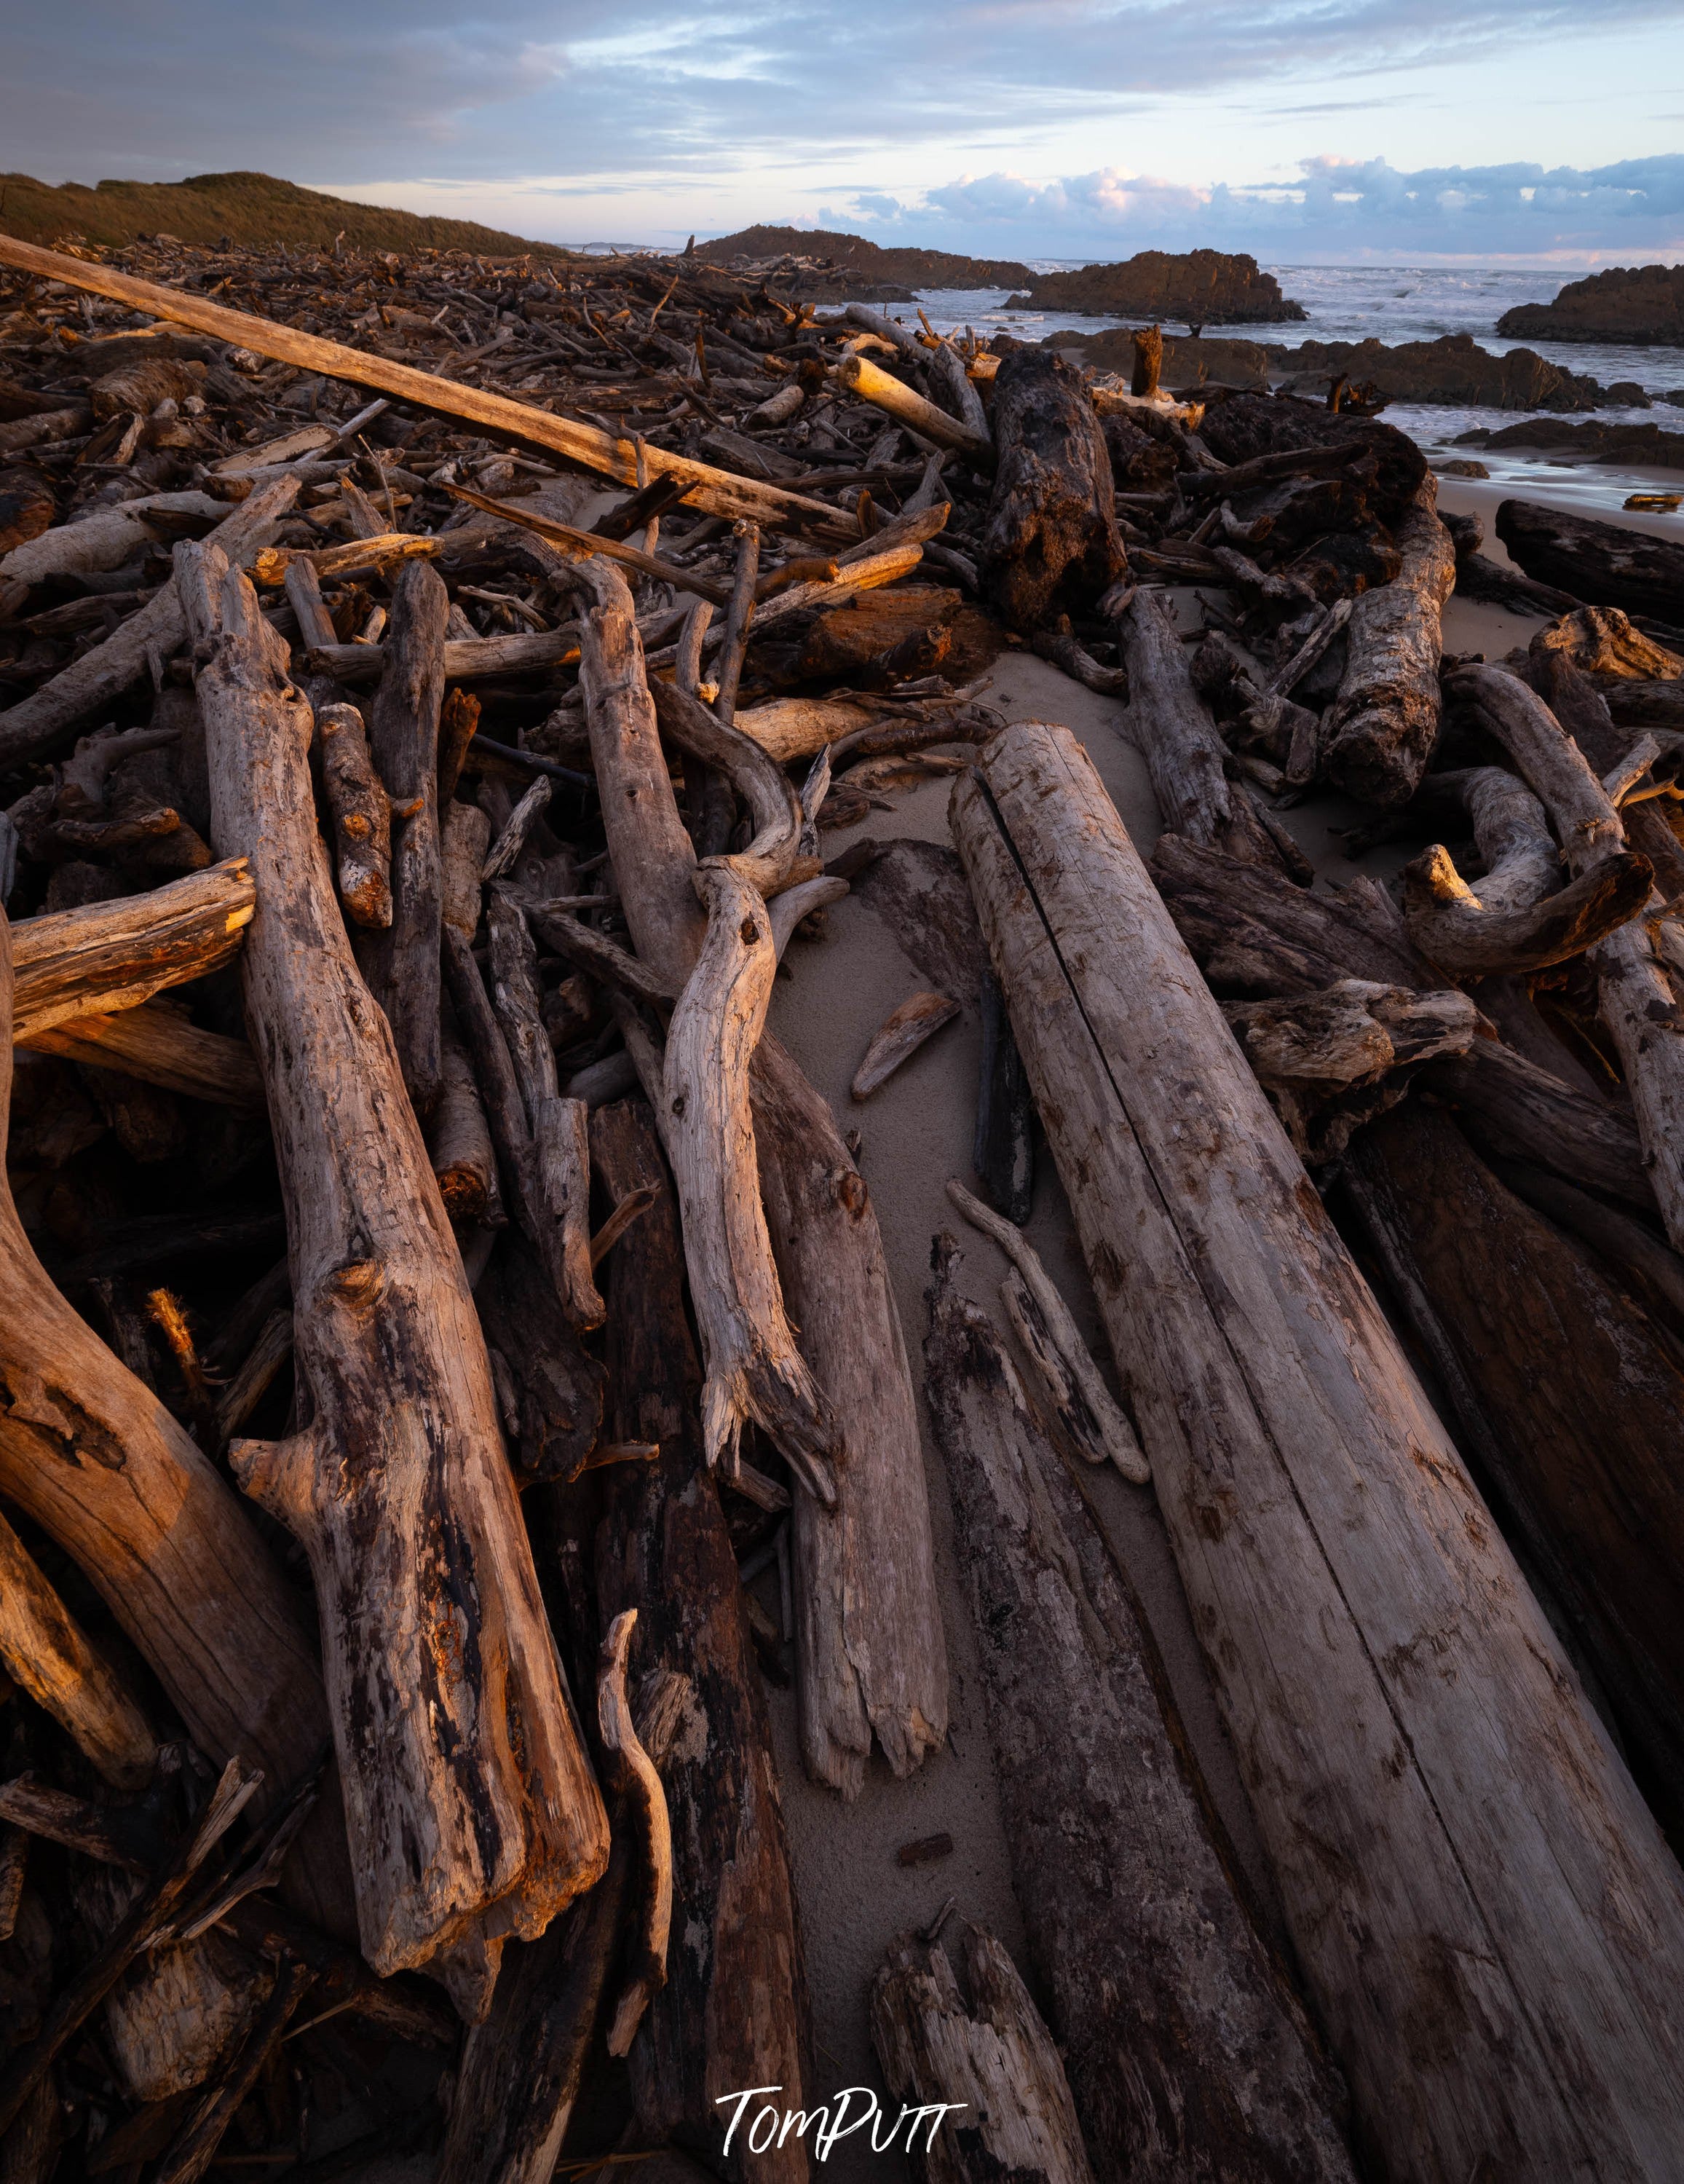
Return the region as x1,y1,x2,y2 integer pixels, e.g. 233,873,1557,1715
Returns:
317,702,392,930
574,553,948,1791
1345,1102,1684,1813
179,540,608,2011
952,719,1684,2183
0,236,857,540
1322,476,1455,805
981,352,1127,634
362,560,447,1111
0,477,299,767
1497,498,1684,627
922,1242,1357,2182
590,1099,814,2184
1117,587,1284,865
870,1920,1096,2184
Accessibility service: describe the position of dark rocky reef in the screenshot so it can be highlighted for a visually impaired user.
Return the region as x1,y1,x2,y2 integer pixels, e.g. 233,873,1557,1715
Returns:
1497,263,1684,346
1005,250,1306,325
1265,331,1640,411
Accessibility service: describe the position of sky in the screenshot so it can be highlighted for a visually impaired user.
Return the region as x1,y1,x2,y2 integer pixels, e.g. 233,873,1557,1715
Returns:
3,1,1683,264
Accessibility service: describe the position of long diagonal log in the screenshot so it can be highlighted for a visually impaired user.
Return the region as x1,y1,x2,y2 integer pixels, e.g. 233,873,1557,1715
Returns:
951,720,1684,2183
0,234,855,540
11,860,254,1035
178,539,607,2006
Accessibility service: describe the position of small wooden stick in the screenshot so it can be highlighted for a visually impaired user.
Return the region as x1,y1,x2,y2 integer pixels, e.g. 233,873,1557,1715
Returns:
481,776,551,884
445,484,733,606
596,1611,672,2059
712,521,761,728
213,1309,295,1444
437,687,481,809
588,1182,661,1271
145,1287,219,1448
317,703,392,929
282,557,337,650
945,1178,1149,1483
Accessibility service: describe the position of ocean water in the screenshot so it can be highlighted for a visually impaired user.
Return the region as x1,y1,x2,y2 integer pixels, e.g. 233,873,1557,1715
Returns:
869,264,1684,519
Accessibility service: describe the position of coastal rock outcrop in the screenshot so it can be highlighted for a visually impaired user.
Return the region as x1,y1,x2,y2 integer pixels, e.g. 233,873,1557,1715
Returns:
1005,249,1306,325
1497,263,1684,345
1456,417,1684,472
1267,331,1631,411
1038,326,1270,390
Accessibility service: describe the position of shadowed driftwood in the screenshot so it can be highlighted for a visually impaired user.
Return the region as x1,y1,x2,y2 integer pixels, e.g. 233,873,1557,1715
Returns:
179,537,607,2013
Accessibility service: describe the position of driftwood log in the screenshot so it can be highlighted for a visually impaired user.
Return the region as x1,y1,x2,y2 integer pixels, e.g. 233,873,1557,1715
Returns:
573,551,946,1791
981,351,1126,633
1321,476,1455,805
952,719,1684,2183
1497,499,1684,627
869,1920,1095,2184
180,538,608,2010
923,1239,1356,2180
590,1099,813,2184
1117,587,1281,864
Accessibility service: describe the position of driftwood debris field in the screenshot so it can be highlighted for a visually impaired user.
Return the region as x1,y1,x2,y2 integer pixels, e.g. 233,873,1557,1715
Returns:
1,222,1684,2184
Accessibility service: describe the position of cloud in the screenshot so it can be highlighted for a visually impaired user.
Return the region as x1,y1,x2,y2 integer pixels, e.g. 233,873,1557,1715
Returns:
2,0,1680,189
843,154,1684,261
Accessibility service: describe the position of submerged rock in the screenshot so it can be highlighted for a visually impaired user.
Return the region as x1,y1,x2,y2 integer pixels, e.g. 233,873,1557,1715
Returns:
1459,417,1684,472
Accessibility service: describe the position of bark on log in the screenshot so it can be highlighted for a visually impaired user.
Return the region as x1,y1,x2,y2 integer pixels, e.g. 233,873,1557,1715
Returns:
179,540,608,2006
362,560,447,1111
1117,590,1284,864
307,630,580,687
952,719,1684,2183
1497,500,1684,626
0,237,855,540
1345,1102,1684,1813
981,352,1127,634
23,1002,264,1113
922,1246,1356,2181
9,861,254,1038
834,354,992,464
590,1099,814,2183
0,912,343,1928
0,476,300,768
0,1508,155,1791
870,1920,1096,2184
1322,477,1455,805
577,555,947,1787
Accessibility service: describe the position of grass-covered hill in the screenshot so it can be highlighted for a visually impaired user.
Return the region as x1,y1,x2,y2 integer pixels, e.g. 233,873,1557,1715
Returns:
0,170,573,259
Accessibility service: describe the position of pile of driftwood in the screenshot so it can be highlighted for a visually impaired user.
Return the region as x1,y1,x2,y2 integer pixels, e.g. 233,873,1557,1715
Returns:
3,221,1684,2184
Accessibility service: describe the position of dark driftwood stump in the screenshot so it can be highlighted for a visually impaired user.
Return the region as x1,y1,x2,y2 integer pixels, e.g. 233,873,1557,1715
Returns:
923,1241,1357,2181
1497,498,1684,627
981,350,1127,633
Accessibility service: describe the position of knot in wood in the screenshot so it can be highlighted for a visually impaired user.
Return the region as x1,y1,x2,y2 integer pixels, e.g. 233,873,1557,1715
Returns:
321,1258,384,1314
739,915,761,945
832,1167,868,1218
